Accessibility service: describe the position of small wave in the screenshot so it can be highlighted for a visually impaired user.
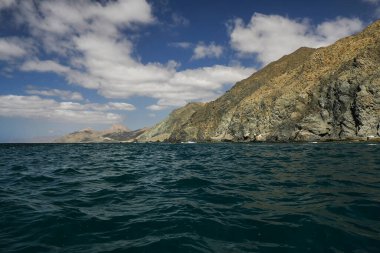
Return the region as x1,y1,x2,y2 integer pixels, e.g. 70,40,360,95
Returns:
172,177,213,189
1,143,379,252
20,174,56,184
103,173,139,183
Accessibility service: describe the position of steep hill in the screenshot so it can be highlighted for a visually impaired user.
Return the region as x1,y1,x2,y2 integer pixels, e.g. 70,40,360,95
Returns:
141,20,380,142
137,102,205,142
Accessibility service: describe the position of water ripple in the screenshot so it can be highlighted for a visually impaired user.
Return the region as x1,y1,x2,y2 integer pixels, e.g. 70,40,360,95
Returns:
0,143,379,252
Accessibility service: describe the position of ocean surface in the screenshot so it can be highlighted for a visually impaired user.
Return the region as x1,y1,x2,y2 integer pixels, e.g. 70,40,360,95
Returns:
0,143,379,253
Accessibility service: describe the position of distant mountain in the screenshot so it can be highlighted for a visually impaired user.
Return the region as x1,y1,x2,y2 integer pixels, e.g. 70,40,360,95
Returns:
139,20,380,142
54,124,147,143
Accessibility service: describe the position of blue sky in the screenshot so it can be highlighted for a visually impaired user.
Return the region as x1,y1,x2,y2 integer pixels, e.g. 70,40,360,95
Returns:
0,0,378,142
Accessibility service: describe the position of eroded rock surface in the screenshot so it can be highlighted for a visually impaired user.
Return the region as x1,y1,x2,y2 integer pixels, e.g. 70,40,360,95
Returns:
142,21,380,142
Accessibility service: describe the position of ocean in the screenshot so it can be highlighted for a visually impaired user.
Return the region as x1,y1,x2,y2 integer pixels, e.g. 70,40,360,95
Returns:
1,143,379,252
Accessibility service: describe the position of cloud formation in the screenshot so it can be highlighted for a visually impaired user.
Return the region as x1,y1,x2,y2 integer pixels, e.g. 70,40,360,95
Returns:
170,13,190,27
0,0,15,10
1,1,365,120
0,95,135,124
21,60,70,74
192,42,224,60
7,0,253,111
147,65,253,110
0,38,29,60
169,42,192,49
26,88,84,101
229,13,364,65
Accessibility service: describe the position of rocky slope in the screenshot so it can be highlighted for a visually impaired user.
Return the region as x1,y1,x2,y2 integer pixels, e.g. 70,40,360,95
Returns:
140,20,380,142
137,102,205,142
55,124,146,143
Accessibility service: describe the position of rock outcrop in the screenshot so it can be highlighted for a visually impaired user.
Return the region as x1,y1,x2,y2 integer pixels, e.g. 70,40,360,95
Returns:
55,124,147,143
141,20,380,142
137,102,205,142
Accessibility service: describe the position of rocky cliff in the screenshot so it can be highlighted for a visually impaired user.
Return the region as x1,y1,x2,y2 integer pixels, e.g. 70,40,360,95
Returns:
55,124,146,143
140,20,380,142
137,102,205,142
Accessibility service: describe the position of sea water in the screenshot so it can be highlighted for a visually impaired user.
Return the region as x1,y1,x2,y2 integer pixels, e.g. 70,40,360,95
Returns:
1,143,379,252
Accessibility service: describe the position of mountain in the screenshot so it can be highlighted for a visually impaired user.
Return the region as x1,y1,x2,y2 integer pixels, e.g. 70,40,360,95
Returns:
54,124,146,143
139,20,380,142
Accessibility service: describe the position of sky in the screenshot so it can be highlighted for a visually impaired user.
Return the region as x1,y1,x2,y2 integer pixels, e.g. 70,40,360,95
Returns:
0,0,379,142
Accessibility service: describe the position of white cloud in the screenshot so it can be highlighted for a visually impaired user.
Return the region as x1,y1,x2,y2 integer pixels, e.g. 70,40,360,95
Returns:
107,102,136,111
146,65,254,110
26,88,84,101
169,42,192,49
20,59,101,89
18,0,154,35
316,18,365,42
147,104,167,111
192,42,224,60
171,13,189,27
88,102,136,111
0,38,28,60
56,101,135,111
229,13,364,65
0,0,15,10
21,60,70,73
4,0,254,112
93,64,254,110
0,2,370,118
0,95,135,124
170,65,252,89
20,59,253,111
0,95,119,123
12,0,154,56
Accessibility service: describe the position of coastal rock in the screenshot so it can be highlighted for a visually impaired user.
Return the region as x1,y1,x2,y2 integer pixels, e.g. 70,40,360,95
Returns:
140,20,380,142
137,102,205,142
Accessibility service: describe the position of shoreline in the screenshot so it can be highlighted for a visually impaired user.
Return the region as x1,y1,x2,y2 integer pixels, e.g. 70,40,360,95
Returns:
1,139,379,144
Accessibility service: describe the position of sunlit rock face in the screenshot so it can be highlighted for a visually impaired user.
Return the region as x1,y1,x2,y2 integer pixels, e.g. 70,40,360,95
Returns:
140,21,380,142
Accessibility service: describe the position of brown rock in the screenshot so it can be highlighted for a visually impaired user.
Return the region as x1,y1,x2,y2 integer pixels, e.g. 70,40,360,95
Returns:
140,20,380,142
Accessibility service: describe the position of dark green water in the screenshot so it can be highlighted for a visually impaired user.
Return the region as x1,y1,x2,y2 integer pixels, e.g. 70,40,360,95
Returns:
0,143,379,253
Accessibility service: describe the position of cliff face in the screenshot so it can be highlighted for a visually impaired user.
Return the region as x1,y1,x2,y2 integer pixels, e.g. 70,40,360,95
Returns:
55,125,146,143
137,102,205,142
142,20,380,142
